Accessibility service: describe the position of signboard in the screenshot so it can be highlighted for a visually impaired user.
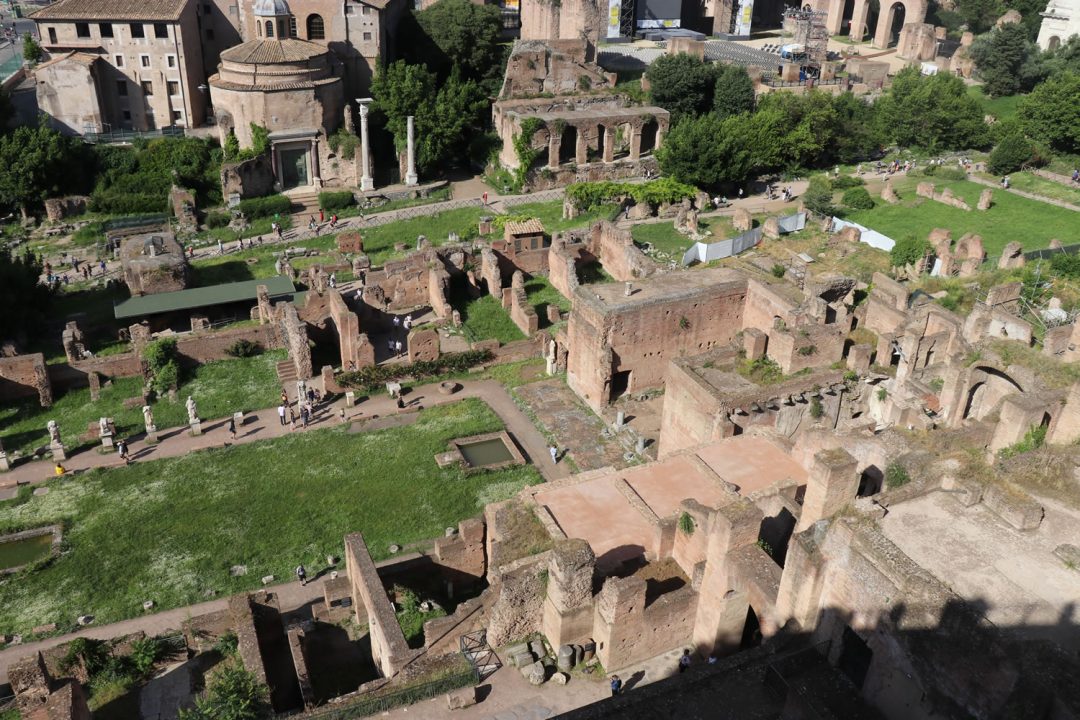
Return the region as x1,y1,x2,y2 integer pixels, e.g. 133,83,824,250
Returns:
733,0,754,36
607,0,622,38
637,18,680,28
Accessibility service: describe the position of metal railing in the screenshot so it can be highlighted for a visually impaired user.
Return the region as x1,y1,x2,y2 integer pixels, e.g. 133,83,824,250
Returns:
83,127,186,144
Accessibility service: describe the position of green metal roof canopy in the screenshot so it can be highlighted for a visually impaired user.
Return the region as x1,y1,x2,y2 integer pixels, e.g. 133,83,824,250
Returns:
113,276,296,320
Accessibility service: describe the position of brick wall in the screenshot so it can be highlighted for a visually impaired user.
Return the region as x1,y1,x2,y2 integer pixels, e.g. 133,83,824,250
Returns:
0,353,52,406
588,221,657,282
659,359,724,457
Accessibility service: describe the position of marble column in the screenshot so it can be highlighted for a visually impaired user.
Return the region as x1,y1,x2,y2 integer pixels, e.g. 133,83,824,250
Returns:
405,115,418,186
358,100,374,191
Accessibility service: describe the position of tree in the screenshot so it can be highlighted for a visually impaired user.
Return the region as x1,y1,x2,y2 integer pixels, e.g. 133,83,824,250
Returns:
407,0,505,87
757,91,839,169
842,186,875,210
646,54,717,120
954,0,1005,33
712,65,755,120
1041,35,1080,77
1019,71,1080,153
22,33,42,63
890,236,932,267
801,175,836,216
0,246,52,346
827,92,885,164
656,113,753,188
0,122,85,217
988,131,1035,173
875,67,988,151
970,23,1046,96
178,664,271,720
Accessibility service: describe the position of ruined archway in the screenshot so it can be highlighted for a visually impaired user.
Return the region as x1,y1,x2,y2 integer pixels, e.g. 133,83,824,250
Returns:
640,120,659,155
962,366,1023,421
558,125,577,165
874,0,922,48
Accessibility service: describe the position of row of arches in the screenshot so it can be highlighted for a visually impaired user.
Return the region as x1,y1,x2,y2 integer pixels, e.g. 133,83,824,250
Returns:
541,119,662,170
257,14,325,40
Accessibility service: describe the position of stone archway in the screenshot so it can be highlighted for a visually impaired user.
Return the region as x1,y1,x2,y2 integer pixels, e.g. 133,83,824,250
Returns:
873,0,925,48
961,366,1023,421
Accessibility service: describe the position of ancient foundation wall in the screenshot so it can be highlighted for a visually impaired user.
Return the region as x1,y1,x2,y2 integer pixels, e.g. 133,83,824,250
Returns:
279,302,314,380
658,359,723,457
593,575,698,671
741,280,800,333
228,594,270,686
344,532,420,678
588,221,657,281
548,240,582,301
432,518,486,585
0,353,52,406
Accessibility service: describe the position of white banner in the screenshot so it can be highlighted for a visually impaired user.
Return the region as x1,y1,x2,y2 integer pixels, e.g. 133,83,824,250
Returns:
607,0,622,38
733,0,754,36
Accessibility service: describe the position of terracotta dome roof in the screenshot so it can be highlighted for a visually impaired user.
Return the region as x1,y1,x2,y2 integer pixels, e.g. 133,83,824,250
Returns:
219,38,326,64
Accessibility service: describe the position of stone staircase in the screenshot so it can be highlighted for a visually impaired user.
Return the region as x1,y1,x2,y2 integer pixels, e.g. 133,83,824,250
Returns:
287,190,321,217
276,359,298,393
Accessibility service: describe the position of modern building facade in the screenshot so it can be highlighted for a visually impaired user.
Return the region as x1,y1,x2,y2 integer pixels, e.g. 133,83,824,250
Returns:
32,0,208,133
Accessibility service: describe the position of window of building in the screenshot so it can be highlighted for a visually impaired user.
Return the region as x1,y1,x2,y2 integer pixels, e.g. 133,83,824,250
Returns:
75,22,90,38
306,14,324,39
141,80,153,95
289,16,297,36
362,31,371,41
362,5,371,14
117,80,128,96
167,80,179,95
166,54,176,67
99,22,113,37
140,54,150,67
130,23,145,38
114,54,123,66
123,110,131,120
173,110,183,122
265,20,273,37
48,27,57,44
154,23,168,38
344,4,353,14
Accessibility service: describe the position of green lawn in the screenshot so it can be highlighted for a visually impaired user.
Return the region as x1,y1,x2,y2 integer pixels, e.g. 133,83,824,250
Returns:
0,350,286,457
505,202,619,234
455,294,526,345
631,217,735,259
523,274,570,327
991,171,1080,206
0,399,541,636
846,178,1078,256
967,85,1022,123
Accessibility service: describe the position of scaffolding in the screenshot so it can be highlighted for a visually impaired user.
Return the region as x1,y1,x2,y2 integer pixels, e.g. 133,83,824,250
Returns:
783,6,828,69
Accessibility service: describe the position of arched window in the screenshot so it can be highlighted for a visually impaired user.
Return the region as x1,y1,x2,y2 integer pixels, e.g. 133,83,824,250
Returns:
257,20,262,36
306,13,325,40
265,20,274,37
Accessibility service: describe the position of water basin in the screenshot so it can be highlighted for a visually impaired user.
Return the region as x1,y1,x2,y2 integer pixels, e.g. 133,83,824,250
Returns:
0,533,53,571
459,438,515,467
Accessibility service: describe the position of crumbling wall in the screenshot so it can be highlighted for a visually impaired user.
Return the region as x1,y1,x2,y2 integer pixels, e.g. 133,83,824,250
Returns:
506,272,539,336
594,574,698,671
428,265,452,320
542,539,596,649
220,155,275,200
480,248,503,298
589,221,657,281
228,594,270,687
326,291,374,370
486,553,549,647
548,237,582,300
344,533,421,677
433,518,486,585
0,352,53,406
279,302,313,380
766,324,846,376
44,196,89,222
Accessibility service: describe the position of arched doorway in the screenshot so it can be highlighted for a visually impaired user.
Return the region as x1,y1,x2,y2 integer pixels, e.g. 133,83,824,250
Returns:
885,2,906,47
1048,35,1061,50
640,120,659,155
962,367,1024,421
558,125,577,165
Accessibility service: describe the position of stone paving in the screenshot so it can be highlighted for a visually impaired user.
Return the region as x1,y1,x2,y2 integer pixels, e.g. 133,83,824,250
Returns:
514,379,628,472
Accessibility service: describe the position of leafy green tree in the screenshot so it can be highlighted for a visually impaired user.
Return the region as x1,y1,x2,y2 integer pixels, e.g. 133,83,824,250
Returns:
408,0,505,87
987,131,1035,173
1019,71,1080,153
757,91,838,169
842,186,875,210
646,54,717,120
0,123,86,217
827,92,885,164
801,175,836,216
970,23,1046,96
890,236,932,266
656,112,753,188
0,246,52,345
178,664,271,720
712,65,755,120
22,33,42,63
1041,35,1080,76
954,0,1004,33
875,67,988,151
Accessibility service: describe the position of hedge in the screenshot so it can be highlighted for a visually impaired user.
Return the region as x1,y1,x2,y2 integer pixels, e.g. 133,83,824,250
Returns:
841,187,875,210
205,211,231,229
318,190,356,211
337,350,494,391
235,194,292,219
89,191,168,215
565,178,696,210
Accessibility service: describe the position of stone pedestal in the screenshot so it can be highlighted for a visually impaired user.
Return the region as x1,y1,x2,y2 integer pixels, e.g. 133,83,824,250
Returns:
0,451,9,471
189,421,203,437
100,434,114,451
345,391,356,408
50,442,67,461
145,426,158,444
404,116,418,186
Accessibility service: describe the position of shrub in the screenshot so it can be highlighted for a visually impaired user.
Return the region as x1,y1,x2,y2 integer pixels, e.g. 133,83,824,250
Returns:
327,128,360,159
771,264,786,278
885,463,910,489
678,512,695,535
129,637,165,676
999,423,1047,459
798,345,817,357
143,338,180,394
565,178,696,210
318,190,356,211
890,236,932,267
179,663,272,720
830,175,865,190
755,538,773,557
876,387,888,401
22,33,43,63
988,133,1035,175
214,632,239,656
923,166,968,182
841,186,875,211
205,210,231,229
337,350,494,391
235,194,291,219
801,175,835,216
225,339,262,358
89,191,168,214
809,396,824,418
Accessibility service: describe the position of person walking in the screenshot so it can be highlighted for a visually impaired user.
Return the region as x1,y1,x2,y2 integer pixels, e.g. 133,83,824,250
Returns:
217,239,224,256
301,405,309,428
295,564,307,586
609,675,622,697
319,209,325,223
117,438,130,464
549,445,559,464
394,340,403,357
679,648,692,673
228,417,237,441
278,403,287,426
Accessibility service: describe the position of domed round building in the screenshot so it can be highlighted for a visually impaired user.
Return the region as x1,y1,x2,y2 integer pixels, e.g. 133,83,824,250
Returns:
209,0,352,191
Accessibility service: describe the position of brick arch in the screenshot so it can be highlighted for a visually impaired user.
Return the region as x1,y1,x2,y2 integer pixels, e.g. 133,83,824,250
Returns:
873,0,926,48
961,366,1024,421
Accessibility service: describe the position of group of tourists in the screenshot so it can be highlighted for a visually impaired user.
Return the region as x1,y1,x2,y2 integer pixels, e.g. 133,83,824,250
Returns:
385,313,415,358
277,386,324,431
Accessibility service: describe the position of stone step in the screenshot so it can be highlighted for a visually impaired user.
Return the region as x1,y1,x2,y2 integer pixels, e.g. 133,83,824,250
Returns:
276,360,298,385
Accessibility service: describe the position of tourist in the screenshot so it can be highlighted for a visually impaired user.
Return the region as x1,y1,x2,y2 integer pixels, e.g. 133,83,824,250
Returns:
1072,169,1079,184
679,648,692,673
319,209,325,223
339,407,347,424
99,260,106,274
393,316,401,329
395,340,403,356
549,445,558,464
329,273,336,289
309,215,317,233
55,463,67,476
217,239,224,255
313,388,322,404
295,564,307,586
281,389,289,406
609,674,622,696
228,417,236,440
403,314,412,331
387,337,395,354
276,223,284,240
278,403,287,426
117,439,129,463
737,188,743,200
707,654,717,665
301,405,309,427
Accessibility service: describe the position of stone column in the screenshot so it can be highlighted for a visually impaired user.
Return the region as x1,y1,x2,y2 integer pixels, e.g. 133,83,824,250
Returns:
795,448,859,532
872,9,890,48
629,124,642,161
575,127,588,165
850,0,870,41
825,0,845,35
654,124,664,151
310,138,322,188
548,131,561,169
358,99,374,191
602,126,615,163
405,116,418,186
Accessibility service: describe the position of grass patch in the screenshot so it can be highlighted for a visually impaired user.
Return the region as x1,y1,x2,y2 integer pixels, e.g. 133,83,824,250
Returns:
578,261,613,284
503,202,619,234
967,85,1022,123
392,585,447,648
991,171,1080,206
524,275,570,328
0,350,286,457
846,177,1077,256
455,294,525,345
631,217,735,261
0,399,541,635
988,339,1080,389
